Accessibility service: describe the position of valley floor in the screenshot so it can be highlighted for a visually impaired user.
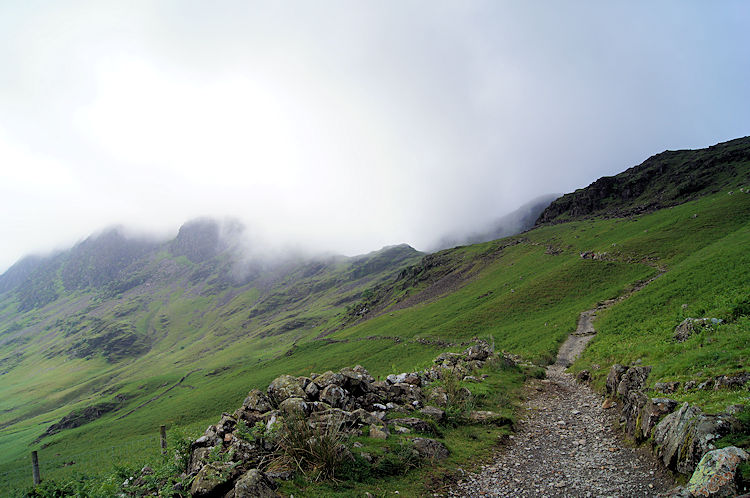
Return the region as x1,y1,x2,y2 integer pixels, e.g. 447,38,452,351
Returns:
448,311,675,498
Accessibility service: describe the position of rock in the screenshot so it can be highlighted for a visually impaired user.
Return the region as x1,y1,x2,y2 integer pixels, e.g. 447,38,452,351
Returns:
340,367,372,395
463,375,481,383
654,381,680,394
403,373,422,386
243,389,273,413
622,390,649,439
468,411,512,426
684,381,697,391
616,366,651,398
386,373,408,385
420,406,446,423
653,402,741,475
411,437,450,460
713,372,750,390
188,446,213,475
304,381,320,400
216,413,237,437
314,370,345,388
427,387,448,407
319,384,349,409
606,364,628,397
278,397,310,416
637,398,678,442
234,469,279,498
189,463,235,497
602,399,615,409
576,370,591,383
350,408,382,427
369,424,388,439
267,375,306,406
464,344,491,361
686,446,749,497
434,352,464,366
673,318,721,343
394,417,433,433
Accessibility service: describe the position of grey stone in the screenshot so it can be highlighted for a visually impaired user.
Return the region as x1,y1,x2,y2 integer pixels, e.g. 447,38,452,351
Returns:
686,446,749,497
606,364,628,397
234,469,279,498
653,403,741,475
267,375,306,406
411,437,450,460
420,406,446,422
243,389,273,413
637,398,678,442
319,384,349,409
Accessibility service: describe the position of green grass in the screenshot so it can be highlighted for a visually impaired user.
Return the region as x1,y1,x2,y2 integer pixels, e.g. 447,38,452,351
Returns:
2,189,749,493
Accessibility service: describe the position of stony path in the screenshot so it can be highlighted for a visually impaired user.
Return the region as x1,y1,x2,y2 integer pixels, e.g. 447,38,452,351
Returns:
448,308,675,497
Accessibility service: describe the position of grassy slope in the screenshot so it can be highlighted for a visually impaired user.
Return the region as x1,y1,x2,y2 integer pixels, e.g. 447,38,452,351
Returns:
1,190,749,494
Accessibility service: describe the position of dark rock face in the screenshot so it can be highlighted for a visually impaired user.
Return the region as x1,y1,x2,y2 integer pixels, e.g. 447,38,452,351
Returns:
170,218,223,263
535,136,750,225
637,398,678,443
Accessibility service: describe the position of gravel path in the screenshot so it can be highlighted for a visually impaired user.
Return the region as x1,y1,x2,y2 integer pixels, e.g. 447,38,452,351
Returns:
448,307,675,497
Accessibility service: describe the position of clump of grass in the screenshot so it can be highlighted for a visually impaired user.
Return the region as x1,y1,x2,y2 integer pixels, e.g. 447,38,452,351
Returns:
271,413,349,482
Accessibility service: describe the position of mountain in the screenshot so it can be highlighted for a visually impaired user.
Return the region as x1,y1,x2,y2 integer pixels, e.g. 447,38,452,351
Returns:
1,138,749,495
537,136,750,224
432,194,558,250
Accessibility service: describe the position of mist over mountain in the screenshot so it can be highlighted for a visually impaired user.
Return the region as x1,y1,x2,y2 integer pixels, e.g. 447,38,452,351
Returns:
430,194,558,251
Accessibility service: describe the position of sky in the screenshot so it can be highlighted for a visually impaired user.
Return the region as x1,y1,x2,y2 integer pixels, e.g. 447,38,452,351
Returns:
1,1,749,272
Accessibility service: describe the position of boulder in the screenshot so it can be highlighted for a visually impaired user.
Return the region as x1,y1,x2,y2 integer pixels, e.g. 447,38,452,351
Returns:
188,446,213,475
369,424,388,439
340,367,372,395
637,398,678,442
304,381,320,400
427,387,448,407
234,469,279,498
319,384,349,409
434,352,464,366
189,463,235,497
278,397,310,416
713,373,750,390
267,375,306,406
393,417,432,434
420,406,446,423
411,437,449,460
621,389,649,439
616,366,651,398
673,318,721,343
216,413,237,437
653,403,741,475
606,364,628,397
465,343,491,361
686,446,749,497
386,373,408,385
468,410,512,426
654,382,680,394
243,389,273,413
314,370,345,388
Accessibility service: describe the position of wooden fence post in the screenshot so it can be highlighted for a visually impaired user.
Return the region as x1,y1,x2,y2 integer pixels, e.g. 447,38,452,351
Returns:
31,451,40,485
160,425,167,455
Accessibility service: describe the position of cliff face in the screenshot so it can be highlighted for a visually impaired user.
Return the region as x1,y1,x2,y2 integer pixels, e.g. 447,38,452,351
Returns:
536,136,750,224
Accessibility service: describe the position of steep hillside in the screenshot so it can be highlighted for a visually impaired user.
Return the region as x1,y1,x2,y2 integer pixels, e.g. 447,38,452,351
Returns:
537,136,750,224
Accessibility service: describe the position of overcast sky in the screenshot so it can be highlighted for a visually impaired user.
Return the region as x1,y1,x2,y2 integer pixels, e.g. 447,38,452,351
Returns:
1,1,749,272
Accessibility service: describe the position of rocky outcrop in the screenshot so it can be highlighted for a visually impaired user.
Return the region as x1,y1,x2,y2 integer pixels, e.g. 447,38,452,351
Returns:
182,340,507,494
673,318,722,343
604,363,745,490
652,403,740,475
